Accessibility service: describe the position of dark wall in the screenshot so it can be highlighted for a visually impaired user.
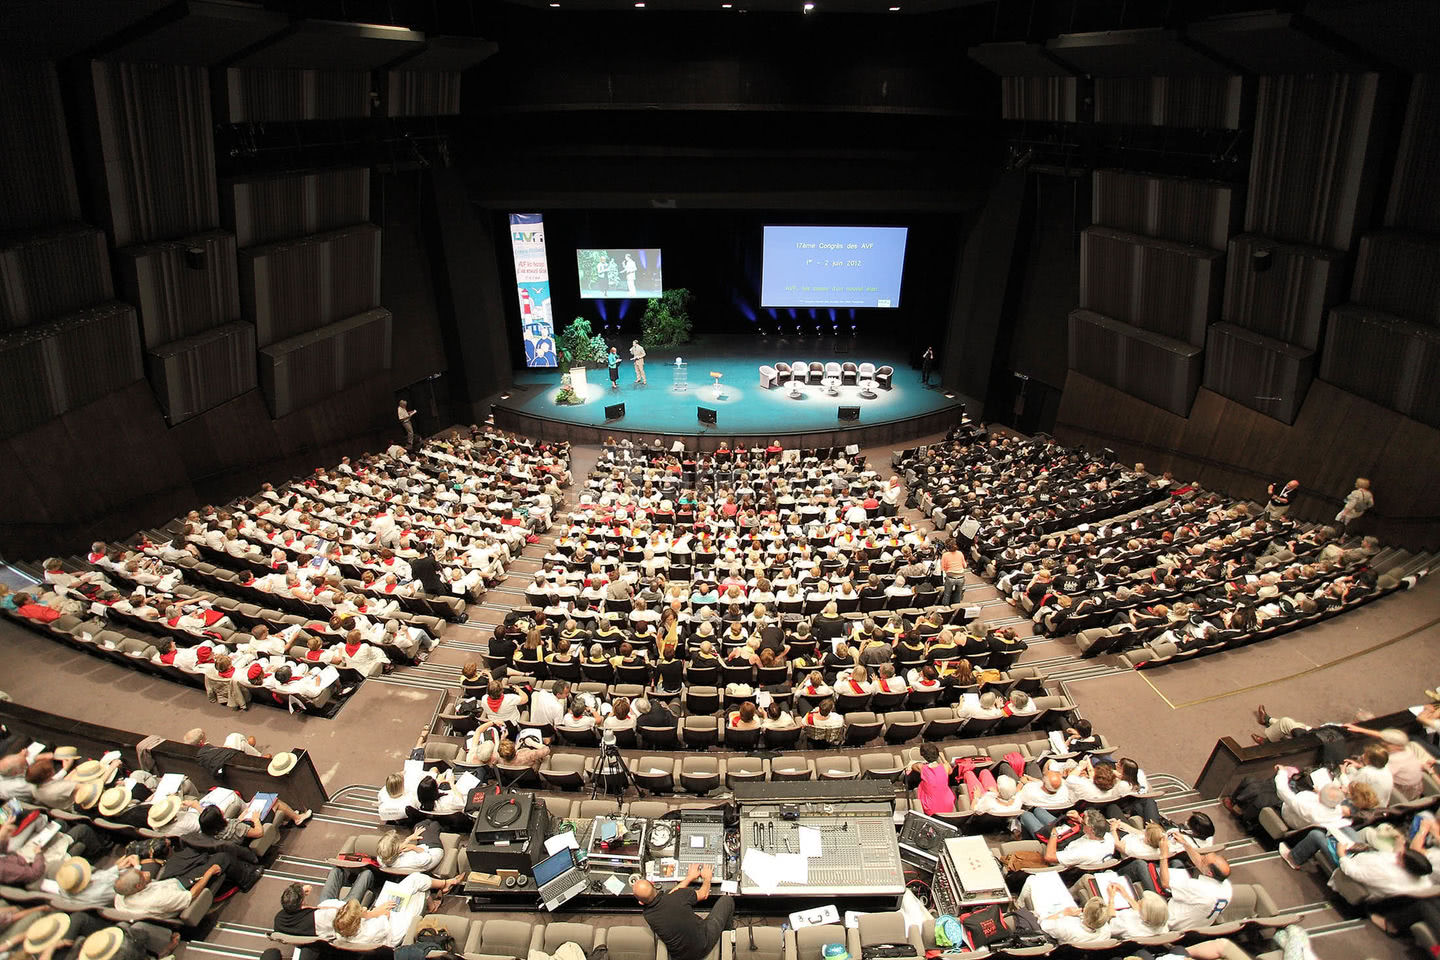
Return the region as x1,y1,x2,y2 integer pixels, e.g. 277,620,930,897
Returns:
377,170,448,389
1008,172,1088,390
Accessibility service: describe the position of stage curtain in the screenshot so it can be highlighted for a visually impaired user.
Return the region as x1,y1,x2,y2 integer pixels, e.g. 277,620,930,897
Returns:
91,61,219,248
1245,72,1385,252
0,302,145,437
1000,76,1077,121
114,231,240,348
1321,304,1440,429
224,168,371,249
1220,235,1345,351
1094,76,1241,129
258,308,393,418
1079,226,1223,347
223,67,370,122
239,224,382,348
1385,74,1440,234
0,226,114,331
1092,169,1235,251
0,59,81,234
1351,231,1440,327
145,321,257,425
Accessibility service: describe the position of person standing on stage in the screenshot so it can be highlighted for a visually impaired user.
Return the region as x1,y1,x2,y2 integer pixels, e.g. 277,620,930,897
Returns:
921,346,935,385
608,346,621,391
630,340,647,385
624,254,638,296
396,400,415,448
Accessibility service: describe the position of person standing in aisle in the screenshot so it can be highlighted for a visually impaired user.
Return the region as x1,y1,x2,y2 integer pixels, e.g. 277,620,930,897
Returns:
630,340,647,386
396,400,414,448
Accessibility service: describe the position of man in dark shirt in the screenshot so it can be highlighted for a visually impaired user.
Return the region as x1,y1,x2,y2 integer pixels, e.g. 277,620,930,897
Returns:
633,863,731,960
274,869,375,939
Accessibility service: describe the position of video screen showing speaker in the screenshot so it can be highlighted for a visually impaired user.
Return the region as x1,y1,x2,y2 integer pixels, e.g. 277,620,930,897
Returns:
838,405,861,421
576,249,663,299
761,226,907,308
604,402,625,421
697,406,717,425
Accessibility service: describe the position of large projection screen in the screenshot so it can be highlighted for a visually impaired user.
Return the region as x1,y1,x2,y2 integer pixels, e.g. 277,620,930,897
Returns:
577,248,663,299
761,226,908,308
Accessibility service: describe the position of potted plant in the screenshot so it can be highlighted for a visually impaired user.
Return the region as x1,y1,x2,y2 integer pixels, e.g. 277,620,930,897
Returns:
554,372,582,405
556,317,608,401
641,288,694,348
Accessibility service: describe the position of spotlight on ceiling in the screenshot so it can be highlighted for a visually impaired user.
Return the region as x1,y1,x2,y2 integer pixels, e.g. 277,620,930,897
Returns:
803,2,815,10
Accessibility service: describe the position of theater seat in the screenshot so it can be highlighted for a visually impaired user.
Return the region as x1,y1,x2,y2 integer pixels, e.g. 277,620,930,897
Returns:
808,362,825,384
463,918,537,960
681,756,723,795
725,756,767,787
841,362,858,385
849,912,922,960
534,923,599,955
815,755,859,780
759,366,779,390
875,365,894,390
731,928,787,960
792,924,848,960
770,756,815,781
604,926,658,960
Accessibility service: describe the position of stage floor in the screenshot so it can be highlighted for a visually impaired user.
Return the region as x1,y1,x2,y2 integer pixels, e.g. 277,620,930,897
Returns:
508,335,956,435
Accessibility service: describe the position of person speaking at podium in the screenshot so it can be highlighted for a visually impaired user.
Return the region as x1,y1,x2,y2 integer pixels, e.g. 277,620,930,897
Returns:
632,863,733,960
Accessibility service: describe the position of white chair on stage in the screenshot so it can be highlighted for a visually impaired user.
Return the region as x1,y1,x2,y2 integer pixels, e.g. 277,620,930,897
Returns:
807,361,825,385
794,359,811,385
825,361,842,383
759,365,779,389
774,361,793,384
858,362,876,383
841,362,859,385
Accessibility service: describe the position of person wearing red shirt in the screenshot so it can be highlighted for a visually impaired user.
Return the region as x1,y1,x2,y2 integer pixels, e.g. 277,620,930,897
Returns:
12,594,61,624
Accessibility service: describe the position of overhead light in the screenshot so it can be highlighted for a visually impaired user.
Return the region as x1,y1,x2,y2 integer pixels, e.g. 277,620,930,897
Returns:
803,1,815,9
549,2,559,5
634,1,645,5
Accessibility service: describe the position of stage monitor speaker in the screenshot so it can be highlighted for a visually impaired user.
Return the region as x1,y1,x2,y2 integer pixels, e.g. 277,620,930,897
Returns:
604,402,625,421
838,405,860,421
697,406,717,425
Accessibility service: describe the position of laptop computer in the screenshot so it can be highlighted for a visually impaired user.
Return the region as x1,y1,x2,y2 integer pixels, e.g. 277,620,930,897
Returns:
533,848,589,911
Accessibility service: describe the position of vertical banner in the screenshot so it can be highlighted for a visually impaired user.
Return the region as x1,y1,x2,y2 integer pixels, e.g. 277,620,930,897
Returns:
509,213,556,367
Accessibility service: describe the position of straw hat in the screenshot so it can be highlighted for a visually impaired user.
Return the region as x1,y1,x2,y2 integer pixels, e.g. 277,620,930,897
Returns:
267,752,297,776
98,783,133,817
53,746,81,761
56,856,93,895
23,914,73,954
78,927,128,960
147,794,182,830
74,780,104,811
71,760,109,783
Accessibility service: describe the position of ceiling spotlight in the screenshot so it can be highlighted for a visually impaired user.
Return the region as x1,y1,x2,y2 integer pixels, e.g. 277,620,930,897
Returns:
549,2,559,5
803,1,815,10
634,1,645,6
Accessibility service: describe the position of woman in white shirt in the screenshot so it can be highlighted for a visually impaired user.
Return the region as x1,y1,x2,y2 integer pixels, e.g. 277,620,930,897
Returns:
1106,887,1170,940
376,822,445,872
1040,896,1114,946
604,698,636,732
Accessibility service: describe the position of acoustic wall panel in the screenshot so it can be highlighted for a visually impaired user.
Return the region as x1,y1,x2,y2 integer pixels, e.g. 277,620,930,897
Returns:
0,225,113,331
1093,76,1242,129
0,302,144,437
1351,231,1440,327
1079,226,1224,347
1221,234,1345,350
114,231,240,348
1067,308,1202,416
1321,304,1440,429
1001,76,1077,122
385,70,462,117
1091,169,1236,251
90,61,219,247
222,67,370,122
1385,74,1440,234
1246,72,1384,252
258,308,392,418
1203,322,1315,425
223,168,370,248
239,224,382,348
0,59,82,234
146,321,257,425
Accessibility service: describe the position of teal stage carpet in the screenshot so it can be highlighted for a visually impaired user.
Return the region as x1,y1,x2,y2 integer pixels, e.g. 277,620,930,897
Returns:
507,335,957,435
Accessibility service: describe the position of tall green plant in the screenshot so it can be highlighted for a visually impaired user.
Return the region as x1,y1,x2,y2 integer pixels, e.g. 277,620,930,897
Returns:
557,317,608,369
641,288,694,348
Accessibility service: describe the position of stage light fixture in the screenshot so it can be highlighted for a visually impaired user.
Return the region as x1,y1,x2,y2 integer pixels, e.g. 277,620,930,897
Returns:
803,1,815,10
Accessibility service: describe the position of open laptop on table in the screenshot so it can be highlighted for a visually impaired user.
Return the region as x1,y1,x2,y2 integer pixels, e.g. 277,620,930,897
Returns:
533,848,589,911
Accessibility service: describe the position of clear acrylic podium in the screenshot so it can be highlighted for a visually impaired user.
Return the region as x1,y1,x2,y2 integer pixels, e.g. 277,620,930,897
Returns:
672,358,688,392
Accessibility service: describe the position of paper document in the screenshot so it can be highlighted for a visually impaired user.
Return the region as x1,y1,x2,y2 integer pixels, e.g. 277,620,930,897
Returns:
151,773,186,801
797,826,823,858
742,849,777,890
1088,870,1134,909
773,854,809,885
602,875,626,895
545,833,580,856
1309,768,1332,789
377,880,414,910
719,880,738,894
244,792,279,822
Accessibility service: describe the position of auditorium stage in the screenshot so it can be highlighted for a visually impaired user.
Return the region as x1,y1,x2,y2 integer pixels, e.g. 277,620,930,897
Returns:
493,335,966,449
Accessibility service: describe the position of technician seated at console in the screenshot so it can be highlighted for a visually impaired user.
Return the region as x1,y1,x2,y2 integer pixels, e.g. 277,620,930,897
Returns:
632,863,732,960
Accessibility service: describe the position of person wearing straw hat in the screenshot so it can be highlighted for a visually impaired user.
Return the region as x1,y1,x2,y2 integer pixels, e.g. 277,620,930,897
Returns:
96,782,155,830
75,922,179,960
145,795,205,838
51,856,124,909
3,910,105,960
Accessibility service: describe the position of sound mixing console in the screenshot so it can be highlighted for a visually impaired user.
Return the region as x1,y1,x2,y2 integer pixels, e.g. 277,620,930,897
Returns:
739,800,906,896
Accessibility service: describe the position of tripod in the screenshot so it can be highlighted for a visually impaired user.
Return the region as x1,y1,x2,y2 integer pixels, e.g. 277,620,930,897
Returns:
589,735,644,800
